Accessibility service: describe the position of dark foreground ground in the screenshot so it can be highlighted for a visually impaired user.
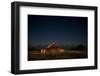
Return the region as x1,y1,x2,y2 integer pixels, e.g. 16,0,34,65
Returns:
28,50,87,61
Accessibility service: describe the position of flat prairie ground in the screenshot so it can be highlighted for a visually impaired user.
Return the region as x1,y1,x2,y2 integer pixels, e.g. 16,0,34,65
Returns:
28,50,87,61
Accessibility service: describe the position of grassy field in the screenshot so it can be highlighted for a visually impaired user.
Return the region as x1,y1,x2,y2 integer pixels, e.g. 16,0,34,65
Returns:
28,50,87,61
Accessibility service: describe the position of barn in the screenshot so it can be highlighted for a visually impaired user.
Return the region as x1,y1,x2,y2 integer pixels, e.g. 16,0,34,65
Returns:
41,42,64,54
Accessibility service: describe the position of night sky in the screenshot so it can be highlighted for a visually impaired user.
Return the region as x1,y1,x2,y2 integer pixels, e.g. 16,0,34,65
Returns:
28,15,87,46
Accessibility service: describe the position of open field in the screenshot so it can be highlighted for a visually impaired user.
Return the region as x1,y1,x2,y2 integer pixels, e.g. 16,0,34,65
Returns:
28,50,87,61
